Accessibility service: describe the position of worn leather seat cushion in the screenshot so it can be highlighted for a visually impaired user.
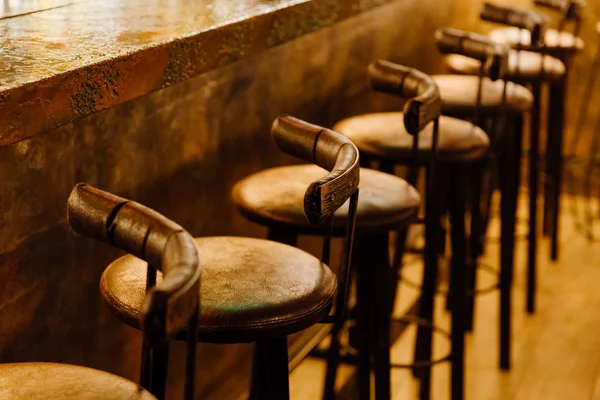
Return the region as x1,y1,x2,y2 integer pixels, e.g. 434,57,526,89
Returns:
489,27,584,51
233,166,420,234
432,75,533,114
334,113,489,163
445,50,565,81
101,237,336,343
0,363,156,399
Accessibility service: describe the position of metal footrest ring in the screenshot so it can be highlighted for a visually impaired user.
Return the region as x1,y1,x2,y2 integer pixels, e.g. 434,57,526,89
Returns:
389,315,451,369
398,257,500,297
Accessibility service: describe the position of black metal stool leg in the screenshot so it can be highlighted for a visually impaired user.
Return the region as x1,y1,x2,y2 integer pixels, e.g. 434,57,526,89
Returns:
465,161,485,332
543,85,555,238
355,236,374,400
250,349,261,400
414,169,444,400
543,77,565,257
322,315,345,400
528,82,541,314
448,166,468,400
550,77,567,261
140,263,157,393
372,232,392,400
250,338,290,400
140,340,153,392
465,116,500,331
151,343,170,400
478,116,500,240
323,242,356,400
249,230,297,399
185,307,199,400
381,159,409,314
392,162,420,315
499,113,522,371
391,227,409,312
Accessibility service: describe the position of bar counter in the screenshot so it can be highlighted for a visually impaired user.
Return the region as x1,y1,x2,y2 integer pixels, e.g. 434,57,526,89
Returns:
0,0,400,146
0,0,449,398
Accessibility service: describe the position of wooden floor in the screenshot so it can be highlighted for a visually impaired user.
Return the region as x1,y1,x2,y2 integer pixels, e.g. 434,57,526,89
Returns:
289,193,600,400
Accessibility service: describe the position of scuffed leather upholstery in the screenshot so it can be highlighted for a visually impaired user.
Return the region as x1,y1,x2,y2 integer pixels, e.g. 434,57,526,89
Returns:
432,75,533,114
445,50,565,81
232,166,420,234
100,237,337,343
0,363,156,399
334,113,489,163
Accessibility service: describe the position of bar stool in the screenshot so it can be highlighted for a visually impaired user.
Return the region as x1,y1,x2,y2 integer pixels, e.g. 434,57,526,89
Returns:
67,184,201,399
536,0,584,259
487,1,585,262
479,1,579,313
433,27,534,371
443,14,562,320
69,115,360,400
330,61,490,400
233,69,426,400
0,187,206,399
481,3,553,318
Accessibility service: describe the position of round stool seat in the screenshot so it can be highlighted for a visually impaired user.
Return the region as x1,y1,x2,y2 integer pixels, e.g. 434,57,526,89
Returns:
433,75,533,114
233,165,420,234
334,113,489,163
100,237,337,343
444,50,565,81
333,112,490,163
489,27,584,52
0,363,156,399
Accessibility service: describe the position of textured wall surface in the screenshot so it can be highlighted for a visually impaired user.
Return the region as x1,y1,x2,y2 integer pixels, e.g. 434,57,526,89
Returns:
0,0,451,398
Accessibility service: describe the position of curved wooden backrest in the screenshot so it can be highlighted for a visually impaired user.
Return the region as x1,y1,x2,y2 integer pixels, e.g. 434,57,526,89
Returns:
563,2,584,21
271,115,359,226
67,183,201,345
535,0,584,20
534,0,569,10
481,2,550,46
368,60,441,135
436,27,510,81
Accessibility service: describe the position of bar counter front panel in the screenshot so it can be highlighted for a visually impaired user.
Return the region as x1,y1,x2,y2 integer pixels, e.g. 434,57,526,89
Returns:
0,0,452,398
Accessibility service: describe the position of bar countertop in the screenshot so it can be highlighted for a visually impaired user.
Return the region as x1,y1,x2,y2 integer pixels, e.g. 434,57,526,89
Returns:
0,0,396,146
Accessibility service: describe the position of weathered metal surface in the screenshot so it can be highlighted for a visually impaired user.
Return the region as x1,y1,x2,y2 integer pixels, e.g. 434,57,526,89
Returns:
0,0,396,146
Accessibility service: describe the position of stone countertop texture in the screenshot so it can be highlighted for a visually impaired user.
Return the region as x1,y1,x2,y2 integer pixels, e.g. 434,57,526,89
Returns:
0,0,398,145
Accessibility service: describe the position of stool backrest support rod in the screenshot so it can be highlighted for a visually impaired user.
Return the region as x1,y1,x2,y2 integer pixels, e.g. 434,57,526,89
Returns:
271,114,359,324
